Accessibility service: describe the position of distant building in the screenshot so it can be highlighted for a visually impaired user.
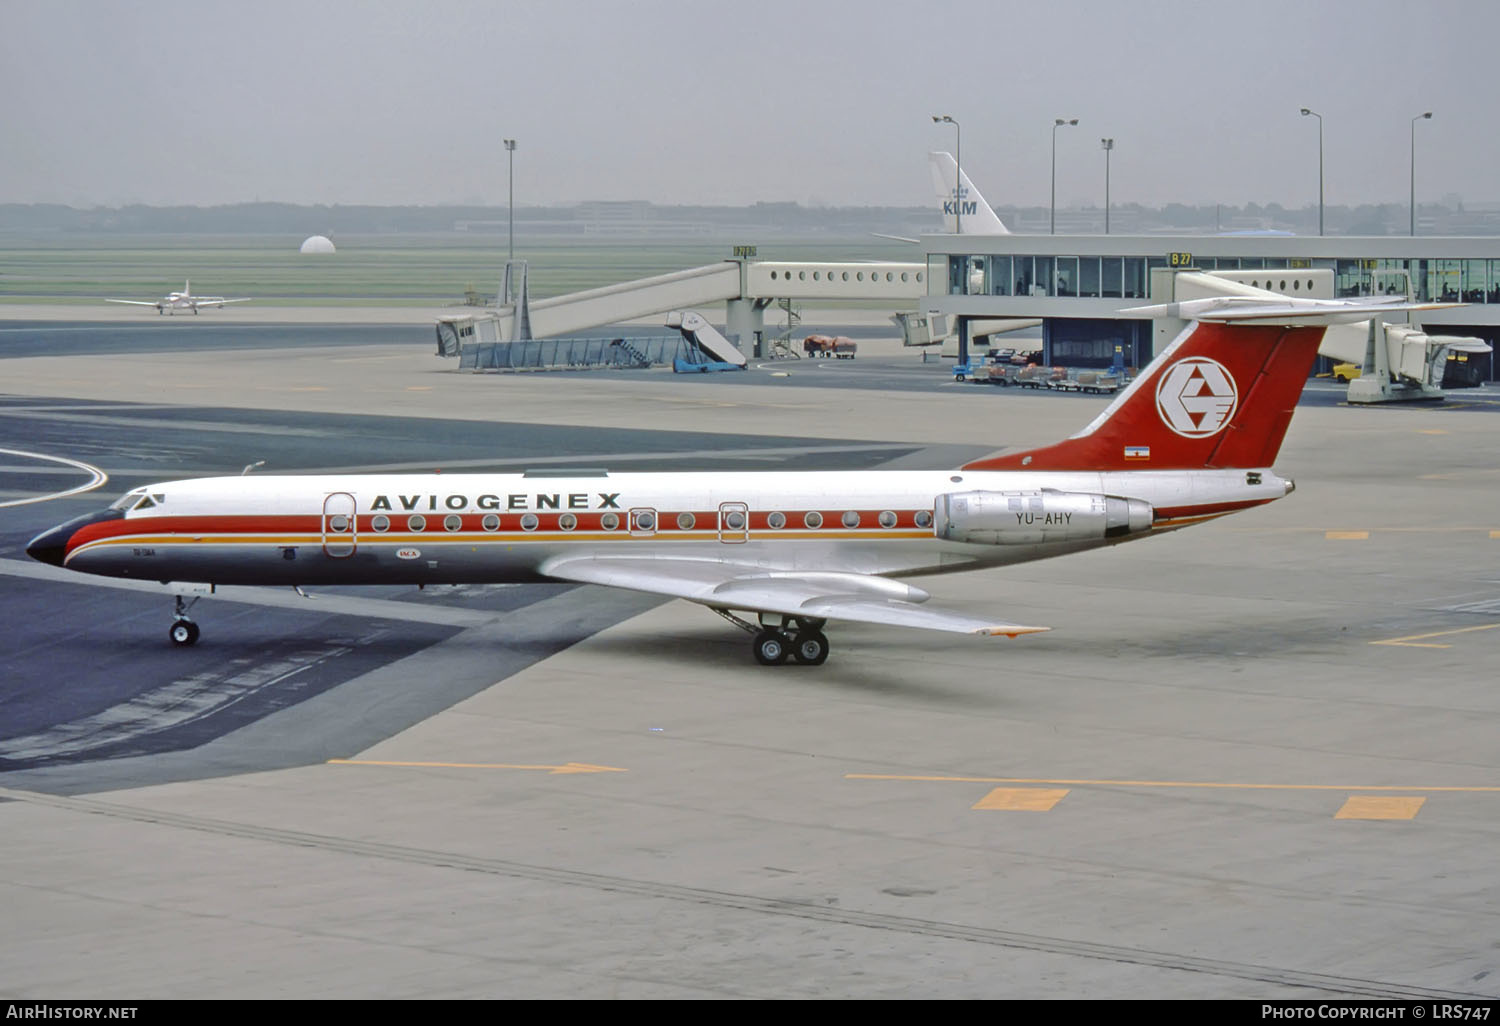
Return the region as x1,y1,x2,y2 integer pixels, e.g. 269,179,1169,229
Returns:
299,235,336,254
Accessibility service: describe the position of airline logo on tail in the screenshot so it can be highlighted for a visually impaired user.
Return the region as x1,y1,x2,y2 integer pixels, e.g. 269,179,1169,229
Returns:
1154,357,1239,437
928,152,1010,235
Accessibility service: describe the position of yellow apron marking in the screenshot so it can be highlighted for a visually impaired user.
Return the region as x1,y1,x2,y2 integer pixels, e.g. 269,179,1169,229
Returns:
1370,622,1500,648
329,758,626,775
852,775,1497,820
972,787,1070,811
1325,530,1369,540
848,774,1500,792
1335,796,1425,820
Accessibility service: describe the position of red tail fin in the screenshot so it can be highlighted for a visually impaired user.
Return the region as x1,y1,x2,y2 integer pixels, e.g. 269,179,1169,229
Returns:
963,321,1327,472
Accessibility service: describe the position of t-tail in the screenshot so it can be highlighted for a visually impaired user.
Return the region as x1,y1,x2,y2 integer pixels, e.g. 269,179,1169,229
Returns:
929,151,1009,235
963,292,1458,473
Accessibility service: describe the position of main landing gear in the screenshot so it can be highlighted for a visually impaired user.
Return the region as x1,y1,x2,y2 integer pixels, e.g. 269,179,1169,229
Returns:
714,609,830,666
169,594,200,647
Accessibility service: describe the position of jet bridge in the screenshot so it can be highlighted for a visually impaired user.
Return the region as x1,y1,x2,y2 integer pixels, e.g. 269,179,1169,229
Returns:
436,257,926,362
1339,323,1491,403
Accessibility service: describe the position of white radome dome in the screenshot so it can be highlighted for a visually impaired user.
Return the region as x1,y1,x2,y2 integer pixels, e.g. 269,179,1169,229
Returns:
299,235,336,254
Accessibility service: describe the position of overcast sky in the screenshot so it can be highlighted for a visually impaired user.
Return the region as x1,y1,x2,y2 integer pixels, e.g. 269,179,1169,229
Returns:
3,0,1496,210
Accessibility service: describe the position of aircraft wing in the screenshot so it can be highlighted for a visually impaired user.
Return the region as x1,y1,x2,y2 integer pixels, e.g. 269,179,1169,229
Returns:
104,299,160,306
540,555,1049,637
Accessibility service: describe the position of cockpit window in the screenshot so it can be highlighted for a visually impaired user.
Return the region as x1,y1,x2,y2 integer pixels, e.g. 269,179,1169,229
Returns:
134,496,156,510
110,489,147,511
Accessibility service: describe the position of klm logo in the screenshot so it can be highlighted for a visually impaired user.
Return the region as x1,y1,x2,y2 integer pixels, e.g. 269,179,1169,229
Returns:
943,201,978,216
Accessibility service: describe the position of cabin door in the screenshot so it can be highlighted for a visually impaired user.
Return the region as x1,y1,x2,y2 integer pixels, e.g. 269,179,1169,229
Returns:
717,502,749,543
322,492,358,558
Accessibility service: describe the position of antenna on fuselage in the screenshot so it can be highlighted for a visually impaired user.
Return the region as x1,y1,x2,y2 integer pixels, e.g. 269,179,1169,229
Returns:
241,460,265,476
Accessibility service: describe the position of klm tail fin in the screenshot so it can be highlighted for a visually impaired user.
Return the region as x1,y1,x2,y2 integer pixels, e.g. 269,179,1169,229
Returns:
963,296,1456,473
928,152,1009,235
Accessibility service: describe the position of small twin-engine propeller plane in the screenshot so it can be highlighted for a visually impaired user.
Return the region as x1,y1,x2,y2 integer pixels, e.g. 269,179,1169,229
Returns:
27,291,1448,665
106,280,252,315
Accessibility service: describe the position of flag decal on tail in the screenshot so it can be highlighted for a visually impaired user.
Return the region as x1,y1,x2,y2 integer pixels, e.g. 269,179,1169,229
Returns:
1155,357,1239,437
1124,446,1150,461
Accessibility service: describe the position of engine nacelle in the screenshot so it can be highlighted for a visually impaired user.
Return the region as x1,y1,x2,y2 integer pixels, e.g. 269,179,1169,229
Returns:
934,489,1153,546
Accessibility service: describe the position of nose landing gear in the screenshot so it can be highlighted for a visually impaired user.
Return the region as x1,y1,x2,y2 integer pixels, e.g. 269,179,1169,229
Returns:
170,594,200,647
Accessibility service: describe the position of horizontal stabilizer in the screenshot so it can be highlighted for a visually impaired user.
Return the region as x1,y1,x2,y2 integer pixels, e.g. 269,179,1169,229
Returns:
1128,294,1463,326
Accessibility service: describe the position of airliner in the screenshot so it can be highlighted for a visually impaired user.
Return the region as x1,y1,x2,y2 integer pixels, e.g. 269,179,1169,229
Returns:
106,280,252,315
875,151,1012,243
27,286,1448,665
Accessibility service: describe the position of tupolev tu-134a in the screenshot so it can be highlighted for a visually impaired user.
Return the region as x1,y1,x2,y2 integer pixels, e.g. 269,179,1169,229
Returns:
28,291,1452,665
105,280,251,315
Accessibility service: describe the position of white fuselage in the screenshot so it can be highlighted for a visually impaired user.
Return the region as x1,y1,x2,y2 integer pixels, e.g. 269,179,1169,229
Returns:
61,467,1289,591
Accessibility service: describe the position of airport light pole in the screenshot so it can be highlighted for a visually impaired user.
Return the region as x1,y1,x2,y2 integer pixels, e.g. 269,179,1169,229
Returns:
1051,118,1077,234
1299,108,1324,236
1410,112,1432,236
504,138,517,262
932,115,961,234
1100,137,1114,234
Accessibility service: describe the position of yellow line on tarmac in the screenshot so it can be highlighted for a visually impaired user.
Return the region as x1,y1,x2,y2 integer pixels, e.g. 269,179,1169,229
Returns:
1230,526,1495,533
1420,468,1500,480
1369,623,1500,648
1325,530,1369,540
329,758,627,774
846,774,1500,792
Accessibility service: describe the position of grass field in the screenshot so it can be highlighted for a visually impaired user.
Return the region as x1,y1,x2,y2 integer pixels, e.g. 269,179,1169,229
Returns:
0,232,919,306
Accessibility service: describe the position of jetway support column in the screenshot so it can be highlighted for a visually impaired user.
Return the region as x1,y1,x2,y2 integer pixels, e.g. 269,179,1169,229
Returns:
725,297,770,359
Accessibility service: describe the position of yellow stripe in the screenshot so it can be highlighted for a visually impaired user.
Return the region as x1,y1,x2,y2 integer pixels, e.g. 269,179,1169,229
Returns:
846,774,1500,792
1370,623,1500,648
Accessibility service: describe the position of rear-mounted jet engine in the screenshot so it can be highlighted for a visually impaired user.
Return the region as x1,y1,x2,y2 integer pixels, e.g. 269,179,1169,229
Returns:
934,490,1153,545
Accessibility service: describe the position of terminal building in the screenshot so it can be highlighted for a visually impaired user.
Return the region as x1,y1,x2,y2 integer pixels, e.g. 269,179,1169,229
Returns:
436,151,1499,388
921,232,1500,383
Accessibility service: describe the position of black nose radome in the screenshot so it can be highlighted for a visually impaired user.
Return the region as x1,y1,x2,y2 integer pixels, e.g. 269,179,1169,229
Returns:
26,509,124,568
25,524,72,567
